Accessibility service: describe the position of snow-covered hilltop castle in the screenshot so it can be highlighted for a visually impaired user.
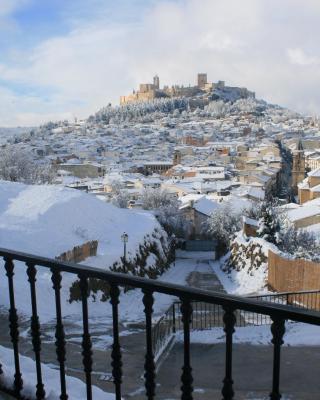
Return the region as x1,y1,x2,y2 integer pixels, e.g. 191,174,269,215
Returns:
120,73,255,105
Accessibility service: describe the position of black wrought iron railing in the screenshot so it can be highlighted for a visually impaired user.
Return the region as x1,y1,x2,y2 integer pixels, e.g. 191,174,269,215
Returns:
0,247,320,400
151,290,320,358
249,290,320,311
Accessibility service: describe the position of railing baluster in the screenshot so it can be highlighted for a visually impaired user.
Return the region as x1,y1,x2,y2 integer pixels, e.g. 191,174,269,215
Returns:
180,298,193,400
26,263,46,399
79,274,93,400
51,269,68,400
142,289,156,400
172,303,176,334
4,257,23,396
270,317,285,400
222,307,236,400
110,284,122,400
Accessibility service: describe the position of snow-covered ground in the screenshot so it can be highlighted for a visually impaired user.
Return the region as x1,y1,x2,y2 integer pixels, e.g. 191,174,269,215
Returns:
208,257,320,347
210,232,281,295
0,180,163,263
0,181,168,323
0,345,113,400
177,322,320,347
210,255,269,295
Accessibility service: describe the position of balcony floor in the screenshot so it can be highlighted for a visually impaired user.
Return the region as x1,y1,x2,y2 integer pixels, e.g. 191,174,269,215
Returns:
152,341,320,400
0,393,15,399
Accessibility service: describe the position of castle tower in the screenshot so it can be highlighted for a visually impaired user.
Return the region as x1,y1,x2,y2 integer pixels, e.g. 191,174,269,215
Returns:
197,73,207,89
153,75,160,90
173,150,182,166
292,140,305,195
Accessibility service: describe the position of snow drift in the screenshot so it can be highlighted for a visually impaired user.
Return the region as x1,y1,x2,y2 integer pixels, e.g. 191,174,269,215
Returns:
0,181,169,321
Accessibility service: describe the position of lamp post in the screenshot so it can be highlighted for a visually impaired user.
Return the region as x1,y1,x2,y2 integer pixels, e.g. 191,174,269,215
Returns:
121,232,128,265
171,233,176,266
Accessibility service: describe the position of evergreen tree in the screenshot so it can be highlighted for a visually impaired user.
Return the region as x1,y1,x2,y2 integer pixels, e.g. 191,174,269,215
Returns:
257,202,280,244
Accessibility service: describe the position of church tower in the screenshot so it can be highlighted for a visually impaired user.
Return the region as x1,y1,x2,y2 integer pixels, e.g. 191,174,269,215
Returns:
292,140,305,195
173,150,182,166
153,75,160,90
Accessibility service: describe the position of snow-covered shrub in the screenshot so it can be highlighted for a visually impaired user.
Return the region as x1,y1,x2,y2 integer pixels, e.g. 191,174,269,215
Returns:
0,145,54,184
141,188,190,237
90,97,189,124
224,232,279,293
277,225,320,262
69,229,171,302
226,235,268,274
110,182,131,208
257,202,281,244
206,205,242,255
231,98,259,114
205,100,230,117
141,188,173,210
255,201,320,262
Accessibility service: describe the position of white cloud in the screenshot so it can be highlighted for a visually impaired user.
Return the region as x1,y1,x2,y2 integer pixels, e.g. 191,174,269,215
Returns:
0,0,30,32
0,0,29,17
2,0,320,126
287,48,319,66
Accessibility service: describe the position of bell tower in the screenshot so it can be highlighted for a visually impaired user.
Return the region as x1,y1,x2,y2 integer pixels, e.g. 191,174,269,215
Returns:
173,150,182,166
292,140,305,194
153,75,160,90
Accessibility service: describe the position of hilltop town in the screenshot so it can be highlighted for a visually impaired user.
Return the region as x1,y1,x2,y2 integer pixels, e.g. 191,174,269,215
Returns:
3,75,320,236
1,74,320,399
1,74,320,261
2,0,320,396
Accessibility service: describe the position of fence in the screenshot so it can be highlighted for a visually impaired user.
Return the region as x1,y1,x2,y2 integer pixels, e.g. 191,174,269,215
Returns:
56,240,98,263
152,290,320,360
268,250,320,309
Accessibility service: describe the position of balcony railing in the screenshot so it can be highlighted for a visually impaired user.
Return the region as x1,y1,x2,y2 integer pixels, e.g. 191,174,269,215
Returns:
151,290,320,359
0,247,320,400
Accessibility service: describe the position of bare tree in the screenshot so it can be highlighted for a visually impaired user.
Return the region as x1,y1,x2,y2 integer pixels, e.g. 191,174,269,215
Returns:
110,182,131,208
278,224,320,261
141,188,190,237
141,188,173,210
0,146,55,184
206,204,242,255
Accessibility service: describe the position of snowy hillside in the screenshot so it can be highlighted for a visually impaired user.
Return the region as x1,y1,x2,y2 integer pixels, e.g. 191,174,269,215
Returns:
0,181,168,321
220,232,279,294
0,180,166,264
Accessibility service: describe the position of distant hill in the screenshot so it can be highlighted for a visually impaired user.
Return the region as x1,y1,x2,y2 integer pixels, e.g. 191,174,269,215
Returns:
0,127,31,144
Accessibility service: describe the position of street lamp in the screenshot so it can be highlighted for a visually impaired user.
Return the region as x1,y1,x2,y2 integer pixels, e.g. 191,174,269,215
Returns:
171,233,176,266
121,232,129,265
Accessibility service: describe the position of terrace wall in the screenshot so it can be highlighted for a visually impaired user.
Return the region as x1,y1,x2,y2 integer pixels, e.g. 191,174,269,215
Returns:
56,240,98,263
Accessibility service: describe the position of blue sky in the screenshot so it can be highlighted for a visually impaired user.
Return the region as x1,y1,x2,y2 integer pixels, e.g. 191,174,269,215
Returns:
1,0,320,126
